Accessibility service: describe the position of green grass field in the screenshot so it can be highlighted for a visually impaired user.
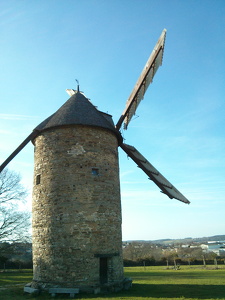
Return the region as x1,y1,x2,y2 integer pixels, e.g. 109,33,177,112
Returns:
0,266,225,300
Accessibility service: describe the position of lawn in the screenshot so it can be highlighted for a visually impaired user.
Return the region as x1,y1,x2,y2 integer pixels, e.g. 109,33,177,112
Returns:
0,266,225,300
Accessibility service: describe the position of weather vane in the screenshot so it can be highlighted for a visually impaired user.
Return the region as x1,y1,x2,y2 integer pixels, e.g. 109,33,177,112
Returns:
75,79,79,92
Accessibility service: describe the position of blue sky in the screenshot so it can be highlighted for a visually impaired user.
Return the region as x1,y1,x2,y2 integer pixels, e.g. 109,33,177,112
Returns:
0,0,225,241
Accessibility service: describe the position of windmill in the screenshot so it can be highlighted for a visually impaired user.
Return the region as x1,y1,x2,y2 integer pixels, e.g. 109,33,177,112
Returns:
0,29,189,294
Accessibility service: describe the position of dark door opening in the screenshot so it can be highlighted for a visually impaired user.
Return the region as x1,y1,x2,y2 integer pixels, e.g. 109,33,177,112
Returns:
99,257,108,284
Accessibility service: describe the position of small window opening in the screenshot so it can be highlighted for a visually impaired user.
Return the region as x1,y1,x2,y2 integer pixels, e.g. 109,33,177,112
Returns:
92,168,99,176
36,174,41,185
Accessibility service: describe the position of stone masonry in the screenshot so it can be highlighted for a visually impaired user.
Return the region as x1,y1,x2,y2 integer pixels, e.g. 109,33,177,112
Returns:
32,125,125,292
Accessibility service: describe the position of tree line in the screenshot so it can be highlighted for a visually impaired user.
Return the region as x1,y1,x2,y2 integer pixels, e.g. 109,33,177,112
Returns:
0,168,31,269
123,241,225,268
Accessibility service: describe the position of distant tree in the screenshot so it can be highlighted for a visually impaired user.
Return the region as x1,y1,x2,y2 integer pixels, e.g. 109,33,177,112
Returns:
150,247,163,263
205,251,219,269
123,242,163,266
170,250,179,269
123,242,145,262
9,242,32,269
0,169,31,246
0,241,33,270
179,247,204,266
178,247,192,265
161,249,175,269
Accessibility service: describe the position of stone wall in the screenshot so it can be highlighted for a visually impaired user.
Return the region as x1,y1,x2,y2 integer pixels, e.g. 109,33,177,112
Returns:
32,125,124,291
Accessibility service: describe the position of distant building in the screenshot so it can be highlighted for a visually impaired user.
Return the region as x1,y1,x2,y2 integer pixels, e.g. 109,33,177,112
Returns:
201,241,225,256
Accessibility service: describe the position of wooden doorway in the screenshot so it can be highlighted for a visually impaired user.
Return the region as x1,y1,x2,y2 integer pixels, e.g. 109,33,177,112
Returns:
99,257,108,284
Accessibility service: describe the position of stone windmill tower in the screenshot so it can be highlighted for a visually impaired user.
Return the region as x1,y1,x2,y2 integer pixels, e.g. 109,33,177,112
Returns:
0,29,190,294
32,90,124,292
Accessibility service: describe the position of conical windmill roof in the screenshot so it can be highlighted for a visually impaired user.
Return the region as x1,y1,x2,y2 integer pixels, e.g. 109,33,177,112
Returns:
35,91,121,141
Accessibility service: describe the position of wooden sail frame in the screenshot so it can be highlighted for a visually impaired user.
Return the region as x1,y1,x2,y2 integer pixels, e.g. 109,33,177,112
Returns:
116,29,167,130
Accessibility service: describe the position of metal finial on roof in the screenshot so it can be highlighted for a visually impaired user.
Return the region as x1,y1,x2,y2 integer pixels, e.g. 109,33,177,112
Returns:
75,79,80,92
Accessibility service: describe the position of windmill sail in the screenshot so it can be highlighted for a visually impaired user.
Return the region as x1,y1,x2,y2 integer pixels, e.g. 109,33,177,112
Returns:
120,143,190,204
0,131,38,173
116,29,167,130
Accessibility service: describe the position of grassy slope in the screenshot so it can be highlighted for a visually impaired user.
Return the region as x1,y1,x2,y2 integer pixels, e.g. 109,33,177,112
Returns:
0,266,225,300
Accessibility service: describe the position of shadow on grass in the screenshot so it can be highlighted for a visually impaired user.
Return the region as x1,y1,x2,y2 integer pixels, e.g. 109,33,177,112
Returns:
75,283,225,299
1,284,225,300
122,283,225,299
